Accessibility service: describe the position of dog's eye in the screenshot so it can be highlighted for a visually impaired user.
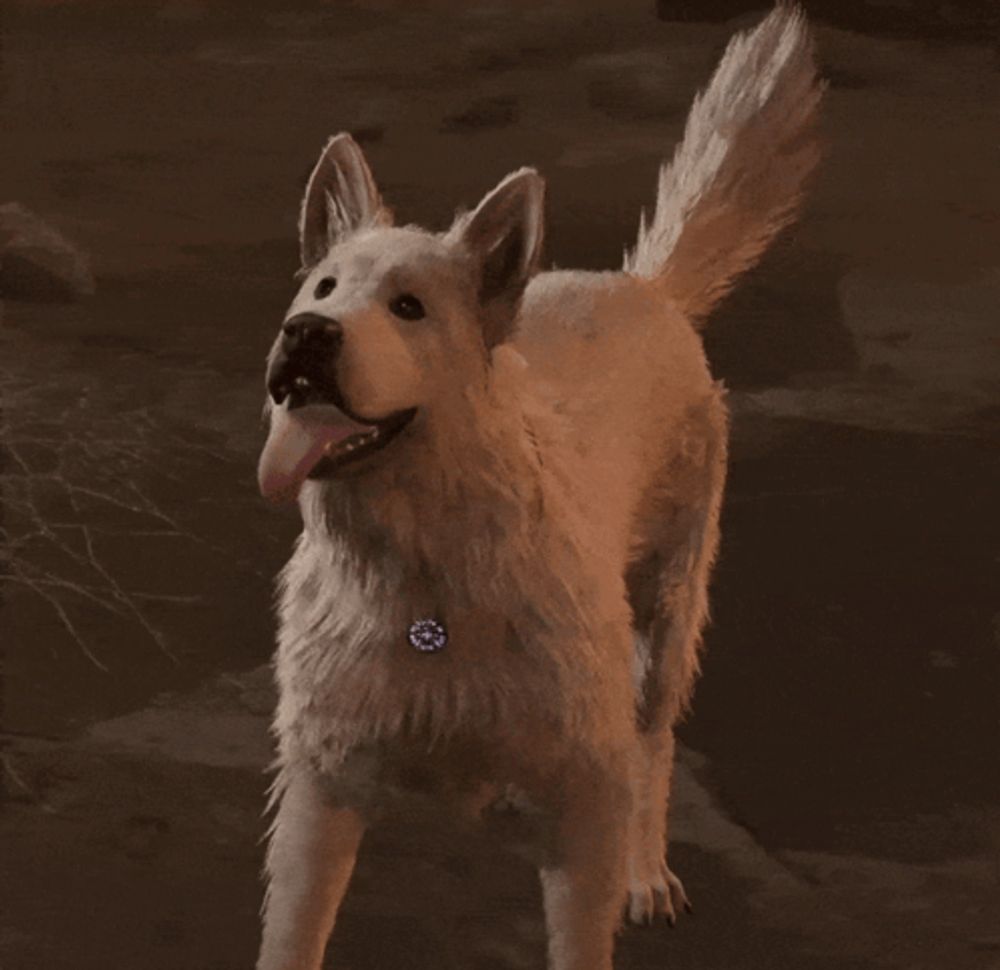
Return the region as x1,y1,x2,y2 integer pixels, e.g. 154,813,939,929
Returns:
389,294,425,321
314,277,337,300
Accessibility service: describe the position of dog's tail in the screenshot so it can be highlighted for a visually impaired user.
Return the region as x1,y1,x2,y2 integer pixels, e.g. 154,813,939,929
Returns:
623,4,823,325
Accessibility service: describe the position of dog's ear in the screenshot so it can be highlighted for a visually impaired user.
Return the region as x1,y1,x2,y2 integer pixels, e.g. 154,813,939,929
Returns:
299,133,390,268
448,168,544,348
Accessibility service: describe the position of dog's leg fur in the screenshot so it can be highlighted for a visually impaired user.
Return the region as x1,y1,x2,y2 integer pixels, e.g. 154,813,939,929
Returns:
618,4,820,925
257,769,365,970
627,402,727,924
540,766,631,970
626,504,723,922
627,729,689,924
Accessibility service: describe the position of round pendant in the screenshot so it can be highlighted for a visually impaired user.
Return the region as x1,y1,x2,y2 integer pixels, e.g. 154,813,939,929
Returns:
408,617,448,653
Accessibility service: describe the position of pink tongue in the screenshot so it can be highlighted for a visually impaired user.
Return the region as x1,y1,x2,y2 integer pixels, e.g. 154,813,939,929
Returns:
258,403,373,504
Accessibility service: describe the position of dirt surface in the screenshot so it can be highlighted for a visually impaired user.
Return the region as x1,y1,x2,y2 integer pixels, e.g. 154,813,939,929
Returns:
2,2,998,969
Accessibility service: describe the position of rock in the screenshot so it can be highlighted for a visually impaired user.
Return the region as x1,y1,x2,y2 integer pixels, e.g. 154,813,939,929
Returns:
0,203,95,303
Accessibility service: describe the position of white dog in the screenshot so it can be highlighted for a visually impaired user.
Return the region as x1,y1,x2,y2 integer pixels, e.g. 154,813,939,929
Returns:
255,7,821,969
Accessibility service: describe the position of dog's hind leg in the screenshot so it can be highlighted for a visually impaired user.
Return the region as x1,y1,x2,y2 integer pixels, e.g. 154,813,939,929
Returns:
626,721,692,925
626,412,727,925
257,767,365,970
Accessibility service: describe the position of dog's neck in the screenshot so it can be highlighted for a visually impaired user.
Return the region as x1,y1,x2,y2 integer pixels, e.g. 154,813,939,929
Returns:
299,350,557,608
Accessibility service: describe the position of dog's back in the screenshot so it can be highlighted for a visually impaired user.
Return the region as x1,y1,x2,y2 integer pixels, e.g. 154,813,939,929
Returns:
516,2,820,517
514,271,714,547
514,3,822,722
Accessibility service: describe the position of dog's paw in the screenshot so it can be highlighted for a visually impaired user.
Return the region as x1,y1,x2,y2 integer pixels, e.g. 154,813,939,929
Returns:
659,866,693,926
627,880,658,925
626,864,692,927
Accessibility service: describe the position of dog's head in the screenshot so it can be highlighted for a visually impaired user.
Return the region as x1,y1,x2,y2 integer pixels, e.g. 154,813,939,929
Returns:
258,133,544,504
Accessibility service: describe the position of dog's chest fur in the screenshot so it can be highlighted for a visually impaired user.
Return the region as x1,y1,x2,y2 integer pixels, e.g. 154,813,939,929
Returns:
271,427,637,799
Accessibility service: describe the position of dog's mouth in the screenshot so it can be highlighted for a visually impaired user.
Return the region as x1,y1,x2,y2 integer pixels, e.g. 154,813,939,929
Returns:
258,381,415,503
305,401,416,481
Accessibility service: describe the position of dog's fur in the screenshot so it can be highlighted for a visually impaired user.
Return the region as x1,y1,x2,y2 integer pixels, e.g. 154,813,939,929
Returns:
256,8,822,969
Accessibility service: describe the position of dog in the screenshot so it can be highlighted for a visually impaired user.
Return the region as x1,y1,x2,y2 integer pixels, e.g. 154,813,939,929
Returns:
255,7,821,969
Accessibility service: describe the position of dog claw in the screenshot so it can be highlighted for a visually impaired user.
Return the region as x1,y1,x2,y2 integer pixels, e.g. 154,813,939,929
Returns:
628,864,692,927
626,884,656,926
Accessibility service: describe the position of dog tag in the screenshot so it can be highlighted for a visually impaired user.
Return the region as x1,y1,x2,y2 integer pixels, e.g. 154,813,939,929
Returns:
408,618,448,653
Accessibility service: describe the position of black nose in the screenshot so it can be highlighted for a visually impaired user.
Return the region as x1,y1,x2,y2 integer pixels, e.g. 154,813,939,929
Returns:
267,313,344,406
280,312,342,354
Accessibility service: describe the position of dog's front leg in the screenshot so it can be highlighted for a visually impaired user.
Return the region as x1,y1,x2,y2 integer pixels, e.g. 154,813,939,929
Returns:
258,767,365,970
539,768,630,970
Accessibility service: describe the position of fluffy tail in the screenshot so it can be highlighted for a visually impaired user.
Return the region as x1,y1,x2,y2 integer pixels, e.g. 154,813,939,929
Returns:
623,4,823,324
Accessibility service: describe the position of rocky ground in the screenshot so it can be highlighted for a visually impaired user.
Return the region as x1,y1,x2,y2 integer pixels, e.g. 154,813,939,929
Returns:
1,1,998,968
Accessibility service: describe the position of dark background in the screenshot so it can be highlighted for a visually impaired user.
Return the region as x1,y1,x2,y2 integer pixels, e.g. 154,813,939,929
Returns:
1,1,998,968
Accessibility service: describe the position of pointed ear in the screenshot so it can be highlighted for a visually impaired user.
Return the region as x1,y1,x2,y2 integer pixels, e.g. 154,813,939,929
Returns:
447,168,545,348
299,133,390,268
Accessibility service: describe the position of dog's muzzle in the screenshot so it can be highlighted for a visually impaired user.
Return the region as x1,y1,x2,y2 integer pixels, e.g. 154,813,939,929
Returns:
259,312,417,501
266,312,343,409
